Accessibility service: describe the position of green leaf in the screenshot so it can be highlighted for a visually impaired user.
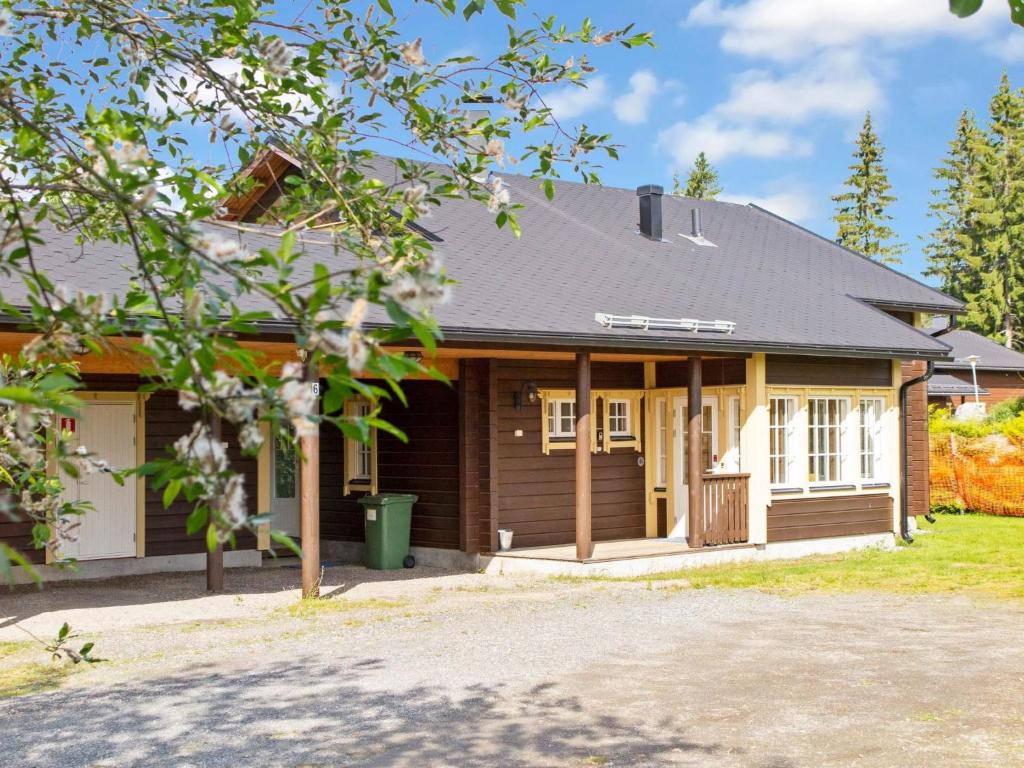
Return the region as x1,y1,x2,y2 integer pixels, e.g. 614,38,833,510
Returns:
542,178,555,201
162,479,182,509
949,0,984,16
206,523,219,553
271,530,303,558
462,0,486,19
186,505,208,535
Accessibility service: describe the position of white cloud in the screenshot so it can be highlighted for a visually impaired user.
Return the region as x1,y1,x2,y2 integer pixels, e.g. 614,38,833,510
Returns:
715,51,883,124
985,32,1024,62
720,181,817,223
543,76,609,121
657,116,812,164
686,0,1005,61
613,69,659,124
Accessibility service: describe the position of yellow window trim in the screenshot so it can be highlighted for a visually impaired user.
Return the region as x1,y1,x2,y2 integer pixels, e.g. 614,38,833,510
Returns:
343,398,378,496
538,388,643,455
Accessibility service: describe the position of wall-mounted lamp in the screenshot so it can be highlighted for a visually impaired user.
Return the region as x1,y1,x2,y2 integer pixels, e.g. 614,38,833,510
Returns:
404,350,424,363
513,381,539,411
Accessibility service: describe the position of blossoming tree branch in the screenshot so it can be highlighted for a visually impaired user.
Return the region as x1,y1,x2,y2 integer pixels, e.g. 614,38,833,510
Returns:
0,0,652,580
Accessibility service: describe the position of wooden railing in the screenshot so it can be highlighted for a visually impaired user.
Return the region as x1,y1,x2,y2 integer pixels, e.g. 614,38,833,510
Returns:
701,473,750,545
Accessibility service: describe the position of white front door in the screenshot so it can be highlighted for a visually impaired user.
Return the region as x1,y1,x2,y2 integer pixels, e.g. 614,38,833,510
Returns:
59,401,137,560
670,395,718,538
271,431,301,537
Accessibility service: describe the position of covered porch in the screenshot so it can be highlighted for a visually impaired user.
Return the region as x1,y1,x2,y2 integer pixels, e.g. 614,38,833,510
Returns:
466,350,766,563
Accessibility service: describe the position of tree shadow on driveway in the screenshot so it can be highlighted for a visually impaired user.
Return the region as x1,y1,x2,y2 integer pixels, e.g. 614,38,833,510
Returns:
1,653,763,768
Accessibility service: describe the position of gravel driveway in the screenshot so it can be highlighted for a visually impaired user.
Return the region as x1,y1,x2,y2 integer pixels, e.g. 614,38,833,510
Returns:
2,567,1024,767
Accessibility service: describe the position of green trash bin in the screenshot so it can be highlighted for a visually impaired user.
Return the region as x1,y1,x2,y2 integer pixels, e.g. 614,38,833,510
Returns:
358,494,418,570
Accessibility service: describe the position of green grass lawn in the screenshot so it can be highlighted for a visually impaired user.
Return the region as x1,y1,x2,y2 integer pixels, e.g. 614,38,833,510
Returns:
636,514,1024,600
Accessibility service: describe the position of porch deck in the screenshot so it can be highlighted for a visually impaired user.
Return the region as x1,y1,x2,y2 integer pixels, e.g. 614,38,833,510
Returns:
494,537,696,563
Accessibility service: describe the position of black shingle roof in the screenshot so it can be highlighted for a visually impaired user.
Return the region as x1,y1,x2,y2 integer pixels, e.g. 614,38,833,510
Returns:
927,373,991,397
929,325,1024,371
0,167,964,359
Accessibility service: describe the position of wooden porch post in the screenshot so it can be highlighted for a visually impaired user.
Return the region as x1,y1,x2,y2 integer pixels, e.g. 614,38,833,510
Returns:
206,414,224,592
575,352,592,560
687,356,704,548
300,363,321,598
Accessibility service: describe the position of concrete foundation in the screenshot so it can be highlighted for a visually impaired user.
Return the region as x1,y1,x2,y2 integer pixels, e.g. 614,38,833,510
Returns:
12,549,262,585
320,539,480,571
481,533,896,578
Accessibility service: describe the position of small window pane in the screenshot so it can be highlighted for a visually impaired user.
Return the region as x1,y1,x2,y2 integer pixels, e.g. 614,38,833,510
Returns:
274,434,297,499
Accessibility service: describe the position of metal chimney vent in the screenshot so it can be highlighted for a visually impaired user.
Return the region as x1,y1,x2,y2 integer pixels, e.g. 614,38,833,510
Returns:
680,206,717,248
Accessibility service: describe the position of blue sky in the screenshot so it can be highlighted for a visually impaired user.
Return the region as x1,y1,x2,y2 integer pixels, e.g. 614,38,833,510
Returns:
399,0,1024,284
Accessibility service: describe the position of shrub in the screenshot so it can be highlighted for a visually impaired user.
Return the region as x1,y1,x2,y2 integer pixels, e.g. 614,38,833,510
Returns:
1002,413,1024,450
986,396,1024,425
928,406,994,438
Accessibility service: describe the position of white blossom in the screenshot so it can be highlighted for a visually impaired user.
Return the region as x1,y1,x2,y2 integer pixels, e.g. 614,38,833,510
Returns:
258,36,295,77
0,9,11,37
178,388,200,412
486,176,511,213
220,474,248,528
280,365,316,438
194,233,247,265
484,139,505,168
342,331,368,372
239,423,263,452
402,183,429,214
347,298,368,331
398,37,426,67
174,422,228,479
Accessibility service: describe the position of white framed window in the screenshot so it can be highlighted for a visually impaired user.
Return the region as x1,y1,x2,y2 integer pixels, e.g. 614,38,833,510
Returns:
607,399,632,437
654,397,667,489
769,396,797,486
344,398,377,495
681,399,718,472
859,397,886,483
547,398,575,439
807,397,849,485
726,395,742,471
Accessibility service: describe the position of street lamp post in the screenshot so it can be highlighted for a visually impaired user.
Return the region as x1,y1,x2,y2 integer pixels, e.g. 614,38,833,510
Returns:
963,354,982,404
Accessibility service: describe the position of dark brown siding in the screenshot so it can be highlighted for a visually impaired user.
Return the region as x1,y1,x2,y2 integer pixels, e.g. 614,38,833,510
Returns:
479,361,498,553
902,361,929,519
767,494,893,542
320,380,461,549
1,517,44,564
766,355,891,387
494,360,646,549
656,358,746,387
145,392,257,556
458,360,482,554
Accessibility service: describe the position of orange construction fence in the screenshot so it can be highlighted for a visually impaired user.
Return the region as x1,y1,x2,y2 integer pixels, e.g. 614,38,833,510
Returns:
930,433,1024,516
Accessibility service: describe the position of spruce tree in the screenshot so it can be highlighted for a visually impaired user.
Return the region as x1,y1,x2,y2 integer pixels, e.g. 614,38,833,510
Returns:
832,112,906,265
672,152,722,199
963,73,1024,349
924,111,984,300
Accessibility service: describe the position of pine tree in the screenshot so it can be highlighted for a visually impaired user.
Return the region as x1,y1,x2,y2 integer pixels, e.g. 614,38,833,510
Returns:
962,73,1024,349
672,152,721,199
832,112,906,265
923,111,984,300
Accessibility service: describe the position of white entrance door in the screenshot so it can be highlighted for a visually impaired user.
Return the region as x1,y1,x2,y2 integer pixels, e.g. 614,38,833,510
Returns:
59,401,137,560
271,431,301,537
670,395,718,538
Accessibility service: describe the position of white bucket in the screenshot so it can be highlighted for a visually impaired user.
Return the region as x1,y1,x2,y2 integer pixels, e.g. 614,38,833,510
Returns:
498,528,514,551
